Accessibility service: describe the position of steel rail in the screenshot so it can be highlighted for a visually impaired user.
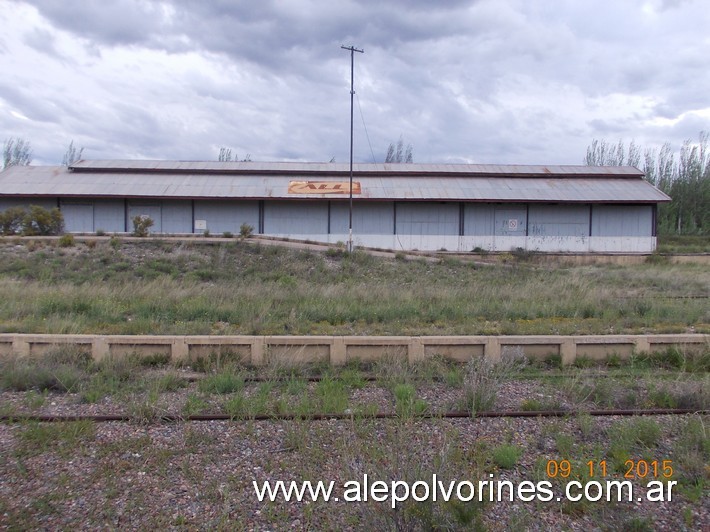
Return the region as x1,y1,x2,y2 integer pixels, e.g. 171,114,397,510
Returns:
183,370,703,383
1,408,706,424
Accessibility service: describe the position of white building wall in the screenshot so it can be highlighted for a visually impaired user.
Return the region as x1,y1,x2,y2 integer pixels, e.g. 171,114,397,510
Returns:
329,201,395,235
396,202,459,236
194,200,258,234
0,198,56,210
0,197,660,253
528,204,589,237
93,200,125,233
589,237,656,253
264,200,328,240
161,201,192,234
60,201,94,232
592,205,653,237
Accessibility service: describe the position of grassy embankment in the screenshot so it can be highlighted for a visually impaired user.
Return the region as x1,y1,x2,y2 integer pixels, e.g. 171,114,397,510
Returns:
0,238,707,336
656,234,710,254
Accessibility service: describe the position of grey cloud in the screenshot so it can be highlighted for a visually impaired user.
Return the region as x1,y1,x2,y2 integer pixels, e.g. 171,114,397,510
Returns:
22,0,168,47
0,83,64,123
22,27,64,59
4,0,710,166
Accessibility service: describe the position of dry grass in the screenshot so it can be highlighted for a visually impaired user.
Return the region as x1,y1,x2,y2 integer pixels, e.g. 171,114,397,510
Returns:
0,240,707,336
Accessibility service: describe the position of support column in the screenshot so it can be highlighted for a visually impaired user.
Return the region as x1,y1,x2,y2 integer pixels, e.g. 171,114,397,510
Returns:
484,337,501,363
561,339,576,366
251,337,265,366
12,336,30,357
408,337,425,363
331,336,347,366
634,337,651,355
92,337,110,361
171,337,189,361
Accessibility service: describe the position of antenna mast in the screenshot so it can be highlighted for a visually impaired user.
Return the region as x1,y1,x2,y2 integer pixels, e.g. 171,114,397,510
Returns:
341,44,364,253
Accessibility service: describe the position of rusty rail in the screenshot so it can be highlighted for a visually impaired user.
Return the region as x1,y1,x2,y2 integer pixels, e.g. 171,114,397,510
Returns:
1,408,706,424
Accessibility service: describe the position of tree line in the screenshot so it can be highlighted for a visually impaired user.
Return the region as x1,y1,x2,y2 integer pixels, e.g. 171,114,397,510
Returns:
2,138,84,169
586,131,709,235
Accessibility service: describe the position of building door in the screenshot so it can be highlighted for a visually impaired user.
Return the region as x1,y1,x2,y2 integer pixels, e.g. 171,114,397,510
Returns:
60,202,94,233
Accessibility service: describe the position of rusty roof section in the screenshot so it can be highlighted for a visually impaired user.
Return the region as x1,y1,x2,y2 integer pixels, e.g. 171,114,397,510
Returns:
68,159,646,178
0,161,670,203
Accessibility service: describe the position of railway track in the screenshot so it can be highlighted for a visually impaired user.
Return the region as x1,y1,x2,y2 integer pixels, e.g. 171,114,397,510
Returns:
2,408,706,423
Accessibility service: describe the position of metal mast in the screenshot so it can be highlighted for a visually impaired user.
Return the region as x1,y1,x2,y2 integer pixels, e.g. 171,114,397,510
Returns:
341,44,363,253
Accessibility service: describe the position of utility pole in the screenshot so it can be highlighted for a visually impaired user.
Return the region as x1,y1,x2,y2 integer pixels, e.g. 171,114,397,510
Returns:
341,44,363,253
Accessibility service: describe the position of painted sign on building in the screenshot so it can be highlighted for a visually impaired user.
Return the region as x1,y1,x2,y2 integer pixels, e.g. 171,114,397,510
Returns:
288,181,361,194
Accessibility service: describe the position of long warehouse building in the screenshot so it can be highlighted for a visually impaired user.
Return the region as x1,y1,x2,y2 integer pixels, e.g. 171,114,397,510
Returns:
0,160,670,253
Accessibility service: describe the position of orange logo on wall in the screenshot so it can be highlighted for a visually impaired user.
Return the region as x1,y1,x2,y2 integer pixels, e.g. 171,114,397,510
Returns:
288,181,361,194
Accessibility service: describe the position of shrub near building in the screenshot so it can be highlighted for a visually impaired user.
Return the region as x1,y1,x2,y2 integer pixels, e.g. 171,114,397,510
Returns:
0,205,64,236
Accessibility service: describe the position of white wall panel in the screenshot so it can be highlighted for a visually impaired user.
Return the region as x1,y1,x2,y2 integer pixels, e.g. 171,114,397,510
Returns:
463,204,494,236
0,198,57,210
592,205,653,237
60,202,94,233
528,204,589,237
194,200,259,234
264,201,328,237
396,202,458,235
494,206,527,236
162,201,192,234
329,201,394,235
93,200,125,232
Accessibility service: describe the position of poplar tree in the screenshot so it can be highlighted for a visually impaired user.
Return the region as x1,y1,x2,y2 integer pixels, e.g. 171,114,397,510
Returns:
585,132,709,235
2,137,32,169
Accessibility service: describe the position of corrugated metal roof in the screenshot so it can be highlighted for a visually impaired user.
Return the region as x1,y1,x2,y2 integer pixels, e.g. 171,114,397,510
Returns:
0,162,670,203
69,159,645,178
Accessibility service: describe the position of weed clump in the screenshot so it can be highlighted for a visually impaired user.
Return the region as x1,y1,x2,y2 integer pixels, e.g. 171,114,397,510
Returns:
462,351,527,415
393,383,428,418
58,234,75,247
239,223,254,238
0,346,92,393
132,215,154,237
198,371,244,395
492,444,522,469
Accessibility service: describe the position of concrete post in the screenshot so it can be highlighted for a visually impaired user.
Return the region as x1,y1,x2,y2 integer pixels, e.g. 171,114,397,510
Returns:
408,337,425,363
560,339,576,366
484,337,501,363
634,337,651,355
92,337,110,361
172,337,189,361
251,337,265,366
331,337,347,366
12,336,30,358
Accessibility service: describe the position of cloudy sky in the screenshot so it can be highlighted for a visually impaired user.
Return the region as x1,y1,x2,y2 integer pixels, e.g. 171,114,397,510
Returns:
1,0,709,166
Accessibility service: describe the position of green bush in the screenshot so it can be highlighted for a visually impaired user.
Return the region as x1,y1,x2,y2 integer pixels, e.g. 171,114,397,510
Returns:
198,371,244,394
132,215,154,237
239,223,254,238
0,206,26,235
493,444,522,469
58,234,75,247
0,205,63,236
22,205,64,236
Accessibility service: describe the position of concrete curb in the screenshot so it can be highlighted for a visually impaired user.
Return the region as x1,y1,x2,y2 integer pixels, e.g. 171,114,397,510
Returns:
1,333,707,366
